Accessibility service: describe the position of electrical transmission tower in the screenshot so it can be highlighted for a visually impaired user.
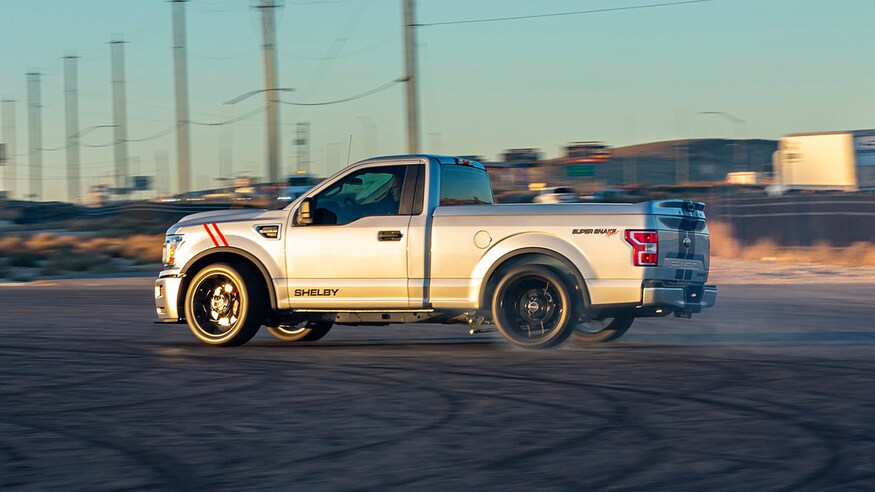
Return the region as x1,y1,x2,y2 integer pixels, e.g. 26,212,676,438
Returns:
295,122,310,174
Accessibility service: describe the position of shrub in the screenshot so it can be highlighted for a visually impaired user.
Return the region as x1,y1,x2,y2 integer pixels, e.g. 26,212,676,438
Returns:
24,233,77,255
9,253,42,268
0,236,25,255
44,253,105,272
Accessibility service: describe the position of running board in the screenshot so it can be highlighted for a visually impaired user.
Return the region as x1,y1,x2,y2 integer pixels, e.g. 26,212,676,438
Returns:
293,308,435,313
310,309,440,326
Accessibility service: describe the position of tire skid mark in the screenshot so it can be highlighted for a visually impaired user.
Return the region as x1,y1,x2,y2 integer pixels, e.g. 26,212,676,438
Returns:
377,359,846,490
224,357,668,488
0,417,199,491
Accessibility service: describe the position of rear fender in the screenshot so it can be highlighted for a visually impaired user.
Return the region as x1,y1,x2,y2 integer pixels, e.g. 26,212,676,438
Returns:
471,233,595,312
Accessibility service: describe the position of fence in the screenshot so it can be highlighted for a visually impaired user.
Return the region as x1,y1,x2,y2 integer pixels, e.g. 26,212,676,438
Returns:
708,194,875,246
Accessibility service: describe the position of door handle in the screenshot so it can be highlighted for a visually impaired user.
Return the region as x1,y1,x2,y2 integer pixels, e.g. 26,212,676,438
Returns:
378,230,403,241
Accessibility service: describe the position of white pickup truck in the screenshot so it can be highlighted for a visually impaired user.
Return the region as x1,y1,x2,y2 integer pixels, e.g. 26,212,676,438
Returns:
155,154,716,349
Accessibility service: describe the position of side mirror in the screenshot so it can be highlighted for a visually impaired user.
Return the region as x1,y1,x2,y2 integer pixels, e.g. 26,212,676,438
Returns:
297,197,314,225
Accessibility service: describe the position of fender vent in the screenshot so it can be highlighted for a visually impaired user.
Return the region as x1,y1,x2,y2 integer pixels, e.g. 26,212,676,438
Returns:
255,224,281,239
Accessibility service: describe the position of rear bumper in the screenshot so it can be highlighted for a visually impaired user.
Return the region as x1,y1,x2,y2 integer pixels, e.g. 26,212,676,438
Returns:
641,284,717,313
154,274,184,323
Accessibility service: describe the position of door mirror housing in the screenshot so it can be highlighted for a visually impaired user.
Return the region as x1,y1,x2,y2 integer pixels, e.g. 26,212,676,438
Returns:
297,197,314,225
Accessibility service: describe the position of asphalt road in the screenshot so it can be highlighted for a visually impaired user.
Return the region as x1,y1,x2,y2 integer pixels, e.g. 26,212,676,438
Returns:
1,279,874,491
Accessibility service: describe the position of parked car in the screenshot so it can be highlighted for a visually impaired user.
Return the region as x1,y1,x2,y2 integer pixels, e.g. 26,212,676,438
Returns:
532,186,580,203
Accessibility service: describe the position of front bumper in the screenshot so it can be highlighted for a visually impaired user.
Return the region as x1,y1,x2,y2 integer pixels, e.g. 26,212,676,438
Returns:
641,284,717,313
154,273,185,323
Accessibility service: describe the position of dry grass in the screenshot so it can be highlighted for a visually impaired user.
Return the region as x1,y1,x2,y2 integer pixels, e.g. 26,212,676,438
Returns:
0,233,163,264
709,221,875,267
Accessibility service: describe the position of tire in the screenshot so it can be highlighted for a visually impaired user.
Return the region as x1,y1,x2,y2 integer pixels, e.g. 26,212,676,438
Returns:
491,266,575,349
572,317,634,344
266,321,333,342
183,263,266,347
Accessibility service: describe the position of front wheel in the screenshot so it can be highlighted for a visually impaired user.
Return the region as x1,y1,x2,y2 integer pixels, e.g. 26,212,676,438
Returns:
572,317,634,344
184,263,266,347
492,266,575,349
266,321,333,342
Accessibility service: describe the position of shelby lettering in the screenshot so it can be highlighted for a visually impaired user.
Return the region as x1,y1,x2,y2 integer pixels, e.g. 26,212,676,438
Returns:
294,288,339,297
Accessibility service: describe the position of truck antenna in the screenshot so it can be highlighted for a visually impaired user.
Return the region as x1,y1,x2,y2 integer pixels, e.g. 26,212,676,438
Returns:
346,134,353,167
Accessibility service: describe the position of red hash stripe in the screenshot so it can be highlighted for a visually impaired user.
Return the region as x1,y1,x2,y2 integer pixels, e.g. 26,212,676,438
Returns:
212,222,229,247
203,223,219,247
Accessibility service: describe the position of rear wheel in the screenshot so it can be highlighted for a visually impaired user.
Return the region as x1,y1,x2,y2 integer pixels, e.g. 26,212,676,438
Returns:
572,317,634,343
492,266,574,349
266,321,333,342
184,263,266,347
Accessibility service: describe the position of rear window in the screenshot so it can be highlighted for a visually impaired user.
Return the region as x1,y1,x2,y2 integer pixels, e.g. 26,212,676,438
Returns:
439,166,494,206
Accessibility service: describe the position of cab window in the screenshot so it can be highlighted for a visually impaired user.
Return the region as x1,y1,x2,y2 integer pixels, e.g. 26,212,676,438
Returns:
439,166,494,206
312,165,408,225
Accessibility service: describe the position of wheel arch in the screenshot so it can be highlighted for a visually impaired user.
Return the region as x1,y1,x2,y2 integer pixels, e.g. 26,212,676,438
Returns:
478,248,592,317
179,247,278,314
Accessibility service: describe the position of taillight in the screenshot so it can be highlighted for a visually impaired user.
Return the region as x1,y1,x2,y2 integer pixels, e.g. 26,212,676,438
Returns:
625,229,658,266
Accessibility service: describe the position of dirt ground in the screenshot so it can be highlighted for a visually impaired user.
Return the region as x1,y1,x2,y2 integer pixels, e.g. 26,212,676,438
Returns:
710,257,875,284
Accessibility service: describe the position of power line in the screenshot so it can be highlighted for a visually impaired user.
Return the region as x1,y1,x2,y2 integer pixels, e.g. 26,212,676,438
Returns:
125,125,176,142
278,34,395,61
189,106,265,126
415,0,716,27
275,78,402,107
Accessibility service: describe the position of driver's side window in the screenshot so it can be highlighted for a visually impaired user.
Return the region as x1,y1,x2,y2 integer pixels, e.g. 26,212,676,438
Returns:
312,165,408,225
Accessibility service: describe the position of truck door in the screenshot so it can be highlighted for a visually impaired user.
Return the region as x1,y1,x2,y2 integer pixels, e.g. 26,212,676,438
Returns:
285,164,417,308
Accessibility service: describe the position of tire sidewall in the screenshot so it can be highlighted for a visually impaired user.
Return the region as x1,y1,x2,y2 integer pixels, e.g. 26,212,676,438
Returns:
572,317,634,344
266,321,333,342
184,263,262,346
492,266,574,349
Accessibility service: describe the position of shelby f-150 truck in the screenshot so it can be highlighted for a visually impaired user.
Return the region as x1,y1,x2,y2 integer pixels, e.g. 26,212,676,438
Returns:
155,154,716,349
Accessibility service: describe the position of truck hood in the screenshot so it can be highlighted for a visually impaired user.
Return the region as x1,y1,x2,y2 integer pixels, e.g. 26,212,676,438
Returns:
169,208,287,232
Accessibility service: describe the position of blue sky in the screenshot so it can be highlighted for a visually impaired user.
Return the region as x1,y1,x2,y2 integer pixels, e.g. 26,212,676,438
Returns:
1,0,874,199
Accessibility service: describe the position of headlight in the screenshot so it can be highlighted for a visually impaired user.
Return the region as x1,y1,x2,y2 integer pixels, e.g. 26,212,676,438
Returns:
162,234,185,268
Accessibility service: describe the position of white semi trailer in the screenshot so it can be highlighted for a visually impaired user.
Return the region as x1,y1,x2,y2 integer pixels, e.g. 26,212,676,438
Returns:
772,130,875,193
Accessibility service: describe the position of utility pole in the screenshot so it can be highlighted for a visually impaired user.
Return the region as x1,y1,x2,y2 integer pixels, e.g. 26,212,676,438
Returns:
257,0,282,183
2,99,15,199
402,0,420,153
220,103,232,180
171,0,192,194
64,51,81,202
155,150,170,195
110,35,129,193
26,71,42,200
